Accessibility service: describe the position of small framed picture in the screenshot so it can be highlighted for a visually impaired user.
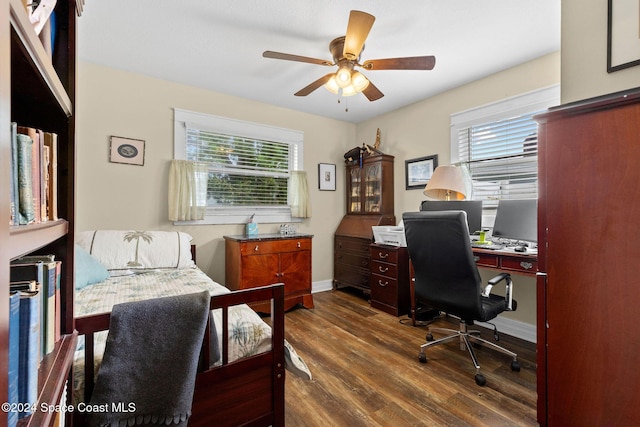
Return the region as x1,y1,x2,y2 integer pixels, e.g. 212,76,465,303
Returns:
607,0,640,72
109,136,145,166
318,163,336,191
405,154,438,190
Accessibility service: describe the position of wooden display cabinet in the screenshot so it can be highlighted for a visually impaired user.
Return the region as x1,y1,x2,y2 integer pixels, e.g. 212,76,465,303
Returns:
346,154,394,215
334,153,395,293
224,233,314,313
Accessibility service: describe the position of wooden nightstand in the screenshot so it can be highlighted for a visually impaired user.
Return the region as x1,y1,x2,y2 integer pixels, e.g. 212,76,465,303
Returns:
369,244,410,316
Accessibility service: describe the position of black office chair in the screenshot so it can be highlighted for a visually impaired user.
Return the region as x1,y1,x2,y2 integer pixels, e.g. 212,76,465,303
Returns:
403,210,520,386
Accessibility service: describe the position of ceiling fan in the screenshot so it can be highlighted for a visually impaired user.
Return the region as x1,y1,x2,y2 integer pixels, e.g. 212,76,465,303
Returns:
262,10,436,102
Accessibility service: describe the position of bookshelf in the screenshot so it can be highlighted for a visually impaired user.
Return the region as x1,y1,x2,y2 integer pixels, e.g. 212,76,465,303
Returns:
1,0,82,426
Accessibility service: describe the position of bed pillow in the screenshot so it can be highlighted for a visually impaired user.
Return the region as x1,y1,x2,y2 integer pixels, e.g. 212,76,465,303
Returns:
75,244,110,290
76,230,196,274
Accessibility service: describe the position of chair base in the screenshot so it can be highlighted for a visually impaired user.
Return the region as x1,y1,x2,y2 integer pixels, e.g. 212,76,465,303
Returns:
418,321,520,386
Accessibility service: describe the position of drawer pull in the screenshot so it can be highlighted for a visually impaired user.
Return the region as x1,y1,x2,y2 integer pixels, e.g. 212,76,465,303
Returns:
378,266,389,273
297,242,301,248
254,245,259,251
378,279,388,287
520,261,533,270
378,252,389,259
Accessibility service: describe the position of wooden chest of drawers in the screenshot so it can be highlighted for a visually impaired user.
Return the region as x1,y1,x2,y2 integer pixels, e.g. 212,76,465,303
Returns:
224,233,314,313
334,235,372,292
369,244,410,316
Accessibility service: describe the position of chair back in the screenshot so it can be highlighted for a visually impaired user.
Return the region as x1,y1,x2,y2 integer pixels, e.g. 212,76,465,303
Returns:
403,211,483,321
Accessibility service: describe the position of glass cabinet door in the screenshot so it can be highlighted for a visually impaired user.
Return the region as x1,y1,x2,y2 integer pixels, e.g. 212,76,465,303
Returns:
348,167,362,213
364,163,381,213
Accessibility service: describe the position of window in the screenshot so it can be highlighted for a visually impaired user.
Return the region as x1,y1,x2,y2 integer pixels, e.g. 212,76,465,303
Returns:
450,85,559,209
174,109,304,224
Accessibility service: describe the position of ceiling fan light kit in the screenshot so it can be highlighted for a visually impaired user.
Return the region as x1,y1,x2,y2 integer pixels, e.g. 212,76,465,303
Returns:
263,10,435,103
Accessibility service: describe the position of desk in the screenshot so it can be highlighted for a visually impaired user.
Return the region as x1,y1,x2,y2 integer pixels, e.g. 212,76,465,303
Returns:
410,247,538,325
472,247,538,277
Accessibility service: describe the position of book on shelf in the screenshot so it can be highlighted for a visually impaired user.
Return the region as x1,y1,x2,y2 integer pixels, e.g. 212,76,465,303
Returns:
17,290,40,419
14,254,55,263
37,129,47,221
15,132,34,225
42,260,57,354
43,132,58,220
53,260,62,342
9,280,39,292
17,126,41,224
11,125,59,225
10,261,44,358
10,123,19,226
11,257,58,355
8,292,20,427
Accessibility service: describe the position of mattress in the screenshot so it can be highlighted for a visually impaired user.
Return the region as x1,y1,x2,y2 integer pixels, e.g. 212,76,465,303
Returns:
73,267,272,402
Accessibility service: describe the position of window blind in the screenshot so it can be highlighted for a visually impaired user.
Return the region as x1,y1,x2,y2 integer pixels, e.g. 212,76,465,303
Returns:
451,85,559,208
456,112,540,207
185,128,292,206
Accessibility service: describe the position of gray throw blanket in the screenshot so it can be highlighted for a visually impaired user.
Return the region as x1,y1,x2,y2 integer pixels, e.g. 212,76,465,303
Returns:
87,291,210,427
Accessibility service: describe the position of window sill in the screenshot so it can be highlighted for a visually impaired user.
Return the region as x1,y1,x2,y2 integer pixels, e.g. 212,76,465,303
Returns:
173,206,302,225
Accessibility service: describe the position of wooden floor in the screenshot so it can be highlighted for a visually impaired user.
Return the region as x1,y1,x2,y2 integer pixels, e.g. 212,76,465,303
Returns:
283,289,538,427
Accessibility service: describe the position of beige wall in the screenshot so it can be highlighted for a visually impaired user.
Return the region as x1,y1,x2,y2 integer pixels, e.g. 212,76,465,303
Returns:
561,0,640,102
356,51,561,326
76,62,355,285
77,52,560,327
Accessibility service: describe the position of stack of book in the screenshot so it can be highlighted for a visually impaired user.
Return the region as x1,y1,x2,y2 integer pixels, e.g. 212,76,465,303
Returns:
8,254,61,422
10,122,58,226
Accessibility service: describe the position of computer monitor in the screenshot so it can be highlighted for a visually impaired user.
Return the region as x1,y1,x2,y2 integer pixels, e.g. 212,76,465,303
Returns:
420,200,483,234
492,199,537,243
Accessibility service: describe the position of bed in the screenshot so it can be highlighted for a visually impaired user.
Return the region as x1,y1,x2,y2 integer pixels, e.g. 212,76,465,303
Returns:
73,230,285,427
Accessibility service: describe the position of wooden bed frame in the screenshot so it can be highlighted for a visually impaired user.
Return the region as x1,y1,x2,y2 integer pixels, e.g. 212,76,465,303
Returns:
73,246,286,427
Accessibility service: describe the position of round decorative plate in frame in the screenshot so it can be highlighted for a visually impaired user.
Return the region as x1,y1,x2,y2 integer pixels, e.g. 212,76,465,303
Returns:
109,136,145,165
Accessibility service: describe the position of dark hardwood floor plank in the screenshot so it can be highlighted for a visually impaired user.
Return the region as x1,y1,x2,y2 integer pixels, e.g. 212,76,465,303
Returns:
284,289,537,426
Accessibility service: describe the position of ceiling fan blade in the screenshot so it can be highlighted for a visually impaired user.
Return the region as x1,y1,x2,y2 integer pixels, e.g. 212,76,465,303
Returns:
362,56,436,70
343,10,375,60
263,51,333,66
362,80,384,101
294,73,335,96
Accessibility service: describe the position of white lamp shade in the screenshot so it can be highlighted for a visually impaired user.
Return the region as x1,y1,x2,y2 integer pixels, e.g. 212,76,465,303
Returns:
335,67,352,88
351,71,370,92
423,165,467,200
341,84,357,97
324,76,340,94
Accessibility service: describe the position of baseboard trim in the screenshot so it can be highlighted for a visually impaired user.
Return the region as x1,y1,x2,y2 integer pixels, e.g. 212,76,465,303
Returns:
477,317,536,343
310,281,536,343
312,280,333,294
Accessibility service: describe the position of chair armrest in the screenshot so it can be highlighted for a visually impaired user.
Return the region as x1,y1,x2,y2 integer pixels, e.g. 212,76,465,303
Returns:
482,272,515,310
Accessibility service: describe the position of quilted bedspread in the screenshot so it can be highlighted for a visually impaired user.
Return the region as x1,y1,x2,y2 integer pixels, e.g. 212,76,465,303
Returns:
73,267,272,402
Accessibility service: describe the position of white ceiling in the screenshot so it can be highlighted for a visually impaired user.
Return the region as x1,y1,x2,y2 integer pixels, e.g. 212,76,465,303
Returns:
78,0,560,124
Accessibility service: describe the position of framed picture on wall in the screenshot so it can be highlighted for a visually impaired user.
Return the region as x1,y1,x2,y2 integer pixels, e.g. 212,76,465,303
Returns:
607,0,640,72
109,136,145,166
405,154,438,190
318,163,336,191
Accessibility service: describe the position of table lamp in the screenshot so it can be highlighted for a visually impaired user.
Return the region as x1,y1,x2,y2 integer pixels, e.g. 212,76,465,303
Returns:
423,165,467,201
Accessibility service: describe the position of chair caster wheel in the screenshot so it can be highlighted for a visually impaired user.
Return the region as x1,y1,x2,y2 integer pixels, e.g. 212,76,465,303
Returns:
426,333,434,342
418,352,427,363
511,360,521,372
475,374,486,386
